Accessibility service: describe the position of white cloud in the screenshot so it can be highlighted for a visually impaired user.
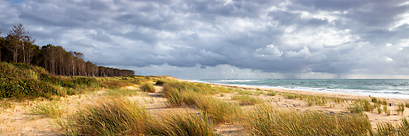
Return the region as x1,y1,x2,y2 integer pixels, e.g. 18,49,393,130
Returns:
285,46,311,58
254,44,283,60
2,0,409,79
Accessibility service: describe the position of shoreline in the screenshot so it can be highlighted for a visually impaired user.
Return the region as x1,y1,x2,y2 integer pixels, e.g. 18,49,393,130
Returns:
189,79,409,99
186,80,409,104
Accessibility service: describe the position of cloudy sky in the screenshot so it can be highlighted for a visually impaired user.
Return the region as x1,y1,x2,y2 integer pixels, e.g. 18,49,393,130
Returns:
1,0,409,79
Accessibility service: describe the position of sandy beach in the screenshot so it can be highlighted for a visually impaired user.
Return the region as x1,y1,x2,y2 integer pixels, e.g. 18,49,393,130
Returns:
1,78,408,135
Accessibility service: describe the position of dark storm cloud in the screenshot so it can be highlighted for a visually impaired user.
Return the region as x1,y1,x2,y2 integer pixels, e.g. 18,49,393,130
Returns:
1,0,409,78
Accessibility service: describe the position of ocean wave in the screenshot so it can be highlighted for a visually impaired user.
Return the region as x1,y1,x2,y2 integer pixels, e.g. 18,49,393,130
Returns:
197,79,409,99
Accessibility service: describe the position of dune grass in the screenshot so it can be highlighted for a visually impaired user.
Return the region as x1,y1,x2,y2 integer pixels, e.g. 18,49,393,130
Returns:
139,82,156,93
244,104,372,135
147,112,215,136
397,102,405,115
161,81,242,124
376,117,409,136
231,95,263,105
58,97,149,135
57,97,217,136
105,89,139,97
267,91,276,96
194,96,242,124
30,100,67,118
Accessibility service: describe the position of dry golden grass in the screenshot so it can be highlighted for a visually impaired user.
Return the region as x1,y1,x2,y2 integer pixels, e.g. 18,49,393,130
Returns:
244,104,372,135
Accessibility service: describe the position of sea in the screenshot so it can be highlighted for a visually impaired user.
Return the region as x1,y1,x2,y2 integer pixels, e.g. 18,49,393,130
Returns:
193,79,409,99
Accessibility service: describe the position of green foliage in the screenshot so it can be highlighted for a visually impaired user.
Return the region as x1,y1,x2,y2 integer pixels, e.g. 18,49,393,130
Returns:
245,104,372,136
0,62,61,99
0,62,103,100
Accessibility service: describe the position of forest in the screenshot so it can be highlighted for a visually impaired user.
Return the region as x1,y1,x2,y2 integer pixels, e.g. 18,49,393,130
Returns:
0,24,134,77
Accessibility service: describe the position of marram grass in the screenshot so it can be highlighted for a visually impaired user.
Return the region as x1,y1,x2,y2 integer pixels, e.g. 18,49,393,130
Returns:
244,104,372,136
60,97,149,135
146,111,215,136
57,97,217,136
376,117,409,136
139,82,156,93
30,100,67,118
231,95,263,105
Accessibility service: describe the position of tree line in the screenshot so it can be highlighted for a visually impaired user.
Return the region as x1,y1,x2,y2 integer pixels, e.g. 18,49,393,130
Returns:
0,24,135,77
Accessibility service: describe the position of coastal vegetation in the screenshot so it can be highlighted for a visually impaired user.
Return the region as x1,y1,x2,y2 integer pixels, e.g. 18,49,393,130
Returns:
0,24,134,77
1,62,409,135
1,25,409,135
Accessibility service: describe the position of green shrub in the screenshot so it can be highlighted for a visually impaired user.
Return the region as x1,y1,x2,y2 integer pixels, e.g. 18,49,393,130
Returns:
0,62,104,100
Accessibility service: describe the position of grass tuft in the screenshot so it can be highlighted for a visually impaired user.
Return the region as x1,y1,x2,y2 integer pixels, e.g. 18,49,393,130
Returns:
147,112,215,136
59,97,149,135
376,117,409,135
139,82,156,93
244,104,372,135
194,96,242,124
231,95,263,105
30,100,67,118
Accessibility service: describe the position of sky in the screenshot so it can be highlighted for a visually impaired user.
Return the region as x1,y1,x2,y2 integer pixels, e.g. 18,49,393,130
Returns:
1,0,409,79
